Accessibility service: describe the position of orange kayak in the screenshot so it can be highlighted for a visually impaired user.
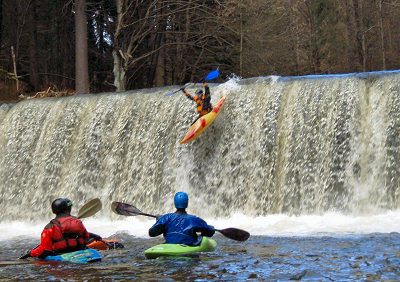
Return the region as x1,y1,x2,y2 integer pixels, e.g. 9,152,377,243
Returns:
180,96,226,144
87,239,124,250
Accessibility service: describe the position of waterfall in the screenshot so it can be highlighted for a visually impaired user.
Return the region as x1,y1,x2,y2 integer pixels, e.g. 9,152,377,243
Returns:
1,71,399,220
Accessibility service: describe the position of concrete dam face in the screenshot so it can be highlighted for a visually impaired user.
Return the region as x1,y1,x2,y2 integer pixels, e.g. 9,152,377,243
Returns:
1,71,399,220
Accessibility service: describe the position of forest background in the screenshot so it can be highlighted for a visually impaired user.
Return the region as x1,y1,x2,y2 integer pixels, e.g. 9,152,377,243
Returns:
1,0,400,101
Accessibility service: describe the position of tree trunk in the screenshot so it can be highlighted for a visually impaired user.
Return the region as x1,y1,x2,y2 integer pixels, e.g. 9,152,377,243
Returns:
353,0,367,72
0,0,3,49
113,0,126,91
377,0,386,70
27,0,39,91
11,46,19,92
174,0,192,83
75,0,89,94
291,2,301,74
153,44,165,87
305,2,321,73
113,50,126,91
239,6,243,77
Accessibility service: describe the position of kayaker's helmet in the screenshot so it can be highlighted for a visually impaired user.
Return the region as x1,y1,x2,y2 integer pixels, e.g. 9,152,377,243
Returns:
51,198,73,214
195,89,203,96
174,192,189,209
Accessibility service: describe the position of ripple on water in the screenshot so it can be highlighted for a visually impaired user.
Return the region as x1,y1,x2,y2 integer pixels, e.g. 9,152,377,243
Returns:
0,233,399,281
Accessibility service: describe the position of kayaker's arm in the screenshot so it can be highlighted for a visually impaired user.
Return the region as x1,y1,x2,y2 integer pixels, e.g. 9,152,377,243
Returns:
194,226,215,237
78,220,91,243
30,227,53,258
201,227,215,237
201,82,210,103
192,217,215,237
89,232,102,241
149,224,164,237
182,89,194,101
149,216,166,237
203,82,210,97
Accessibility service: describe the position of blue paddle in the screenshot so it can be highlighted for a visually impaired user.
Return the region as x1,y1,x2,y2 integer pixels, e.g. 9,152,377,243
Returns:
204,69,220,81
165,68,220,97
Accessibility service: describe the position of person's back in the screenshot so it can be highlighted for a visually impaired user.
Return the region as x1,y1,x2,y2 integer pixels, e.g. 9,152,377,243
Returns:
148,192,215,246
28,198,97,258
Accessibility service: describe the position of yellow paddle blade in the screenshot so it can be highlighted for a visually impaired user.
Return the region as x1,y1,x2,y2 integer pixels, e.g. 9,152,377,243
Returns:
77,198,102,219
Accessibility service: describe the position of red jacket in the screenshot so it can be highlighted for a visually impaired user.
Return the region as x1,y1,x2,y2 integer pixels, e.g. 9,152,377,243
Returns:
30,213,90,258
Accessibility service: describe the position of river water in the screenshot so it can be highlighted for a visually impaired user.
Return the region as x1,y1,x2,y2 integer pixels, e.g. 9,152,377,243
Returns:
0,215,399,281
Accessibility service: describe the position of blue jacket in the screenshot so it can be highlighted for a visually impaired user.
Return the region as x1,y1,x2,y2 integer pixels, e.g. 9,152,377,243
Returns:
148,212,215,246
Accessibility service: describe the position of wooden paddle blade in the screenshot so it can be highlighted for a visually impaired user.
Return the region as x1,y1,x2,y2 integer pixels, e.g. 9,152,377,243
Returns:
111,202,158,218
77,198,102,219
111,201,142,216
217,228,250,241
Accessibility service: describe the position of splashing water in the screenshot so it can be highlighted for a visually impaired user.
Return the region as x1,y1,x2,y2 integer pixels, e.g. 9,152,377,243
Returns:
0,71,399,224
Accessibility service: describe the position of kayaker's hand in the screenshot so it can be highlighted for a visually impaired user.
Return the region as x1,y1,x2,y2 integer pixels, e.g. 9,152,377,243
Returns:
106,241,124,249
89,232,102,241
19,250,31,259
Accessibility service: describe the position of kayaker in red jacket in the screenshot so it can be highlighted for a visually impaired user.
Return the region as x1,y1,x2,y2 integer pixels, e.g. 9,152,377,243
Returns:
28,198,101,258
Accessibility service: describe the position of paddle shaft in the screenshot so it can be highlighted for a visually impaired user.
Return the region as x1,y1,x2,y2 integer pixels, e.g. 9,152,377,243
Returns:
137,211,157,218
137,211,243,240
0,260,32,266
127,213,232,238
111,202,250,241
166,81,201,97
125,210,224,235
166,69,219,96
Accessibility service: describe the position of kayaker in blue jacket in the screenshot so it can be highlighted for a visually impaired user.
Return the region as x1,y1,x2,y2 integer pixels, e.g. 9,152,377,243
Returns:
148,192,215,246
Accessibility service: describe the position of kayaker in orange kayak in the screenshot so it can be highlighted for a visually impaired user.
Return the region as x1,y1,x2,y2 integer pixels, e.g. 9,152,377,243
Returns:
182,82,213,124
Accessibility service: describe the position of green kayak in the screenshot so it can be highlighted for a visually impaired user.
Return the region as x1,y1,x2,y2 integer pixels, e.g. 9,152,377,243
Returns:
144,237,217,259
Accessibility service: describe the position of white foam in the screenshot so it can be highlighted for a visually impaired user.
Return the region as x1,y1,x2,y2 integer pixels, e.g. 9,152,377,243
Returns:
211,211,400,236
0,217,154,242
269,75,280,84
1,211,399,241
216,77,241,94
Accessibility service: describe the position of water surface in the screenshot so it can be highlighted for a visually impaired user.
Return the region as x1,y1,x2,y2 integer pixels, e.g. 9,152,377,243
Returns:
1,233,399,281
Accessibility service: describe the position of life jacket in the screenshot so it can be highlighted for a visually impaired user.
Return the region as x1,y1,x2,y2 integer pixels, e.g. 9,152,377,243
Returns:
50,216,87,253
194,94,212,116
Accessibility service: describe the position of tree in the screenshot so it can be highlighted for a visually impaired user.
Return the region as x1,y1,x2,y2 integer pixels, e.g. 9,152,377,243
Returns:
376,0,386,70
111,0,236,91
2,0,400,100
75,0,89,93
27,0,39,90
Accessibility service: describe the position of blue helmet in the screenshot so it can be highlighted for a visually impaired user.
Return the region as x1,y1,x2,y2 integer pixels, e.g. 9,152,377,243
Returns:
174,192,189,209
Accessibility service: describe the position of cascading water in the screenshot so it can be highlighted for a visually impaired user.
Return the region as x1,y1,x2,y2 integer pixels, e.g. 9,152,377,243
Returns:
0,71,399,222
